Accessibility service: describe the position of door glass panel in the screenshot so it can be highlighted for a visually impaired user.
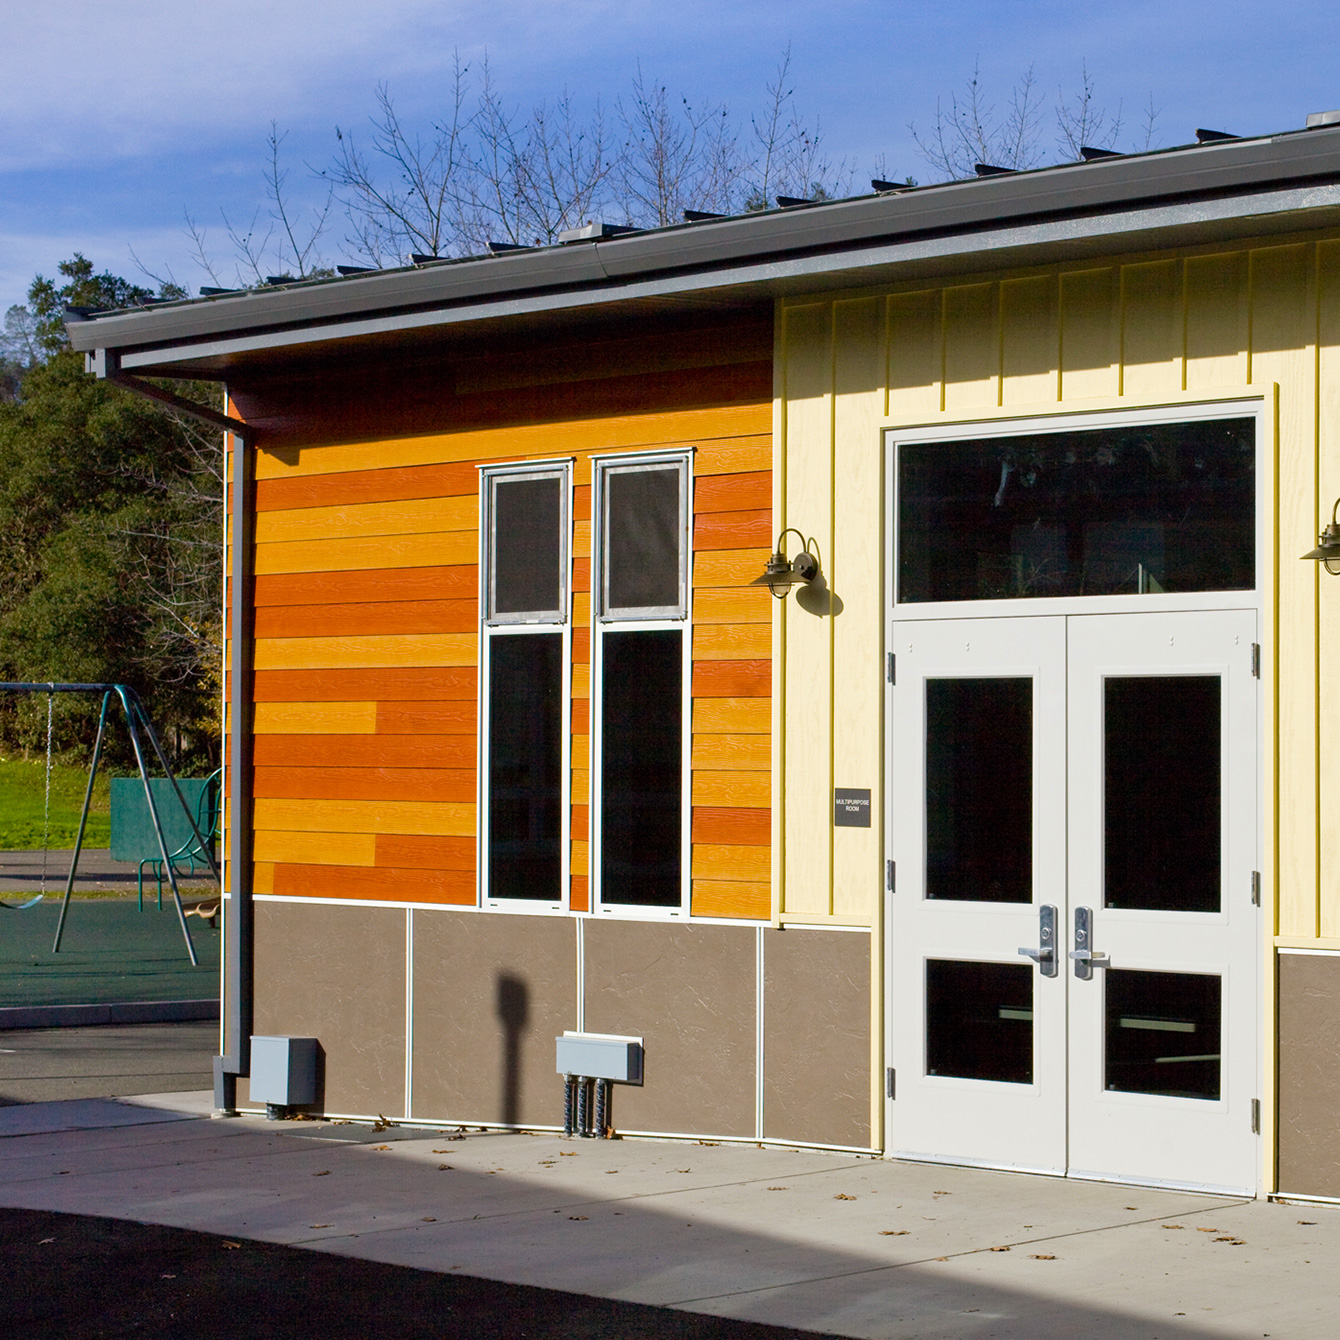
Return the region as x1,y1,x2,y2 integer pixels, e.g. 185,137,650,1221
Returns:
927,959,1034,1084
1105,676,1221,912
926,677,1032,902
898,417,1255,602
1105,969,1221,1100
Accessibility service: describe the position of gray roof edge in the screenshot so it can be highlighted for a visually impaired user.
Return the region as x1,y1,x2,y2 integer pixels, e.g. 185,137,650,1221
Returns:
117,181,1340,376
68,124,1340,359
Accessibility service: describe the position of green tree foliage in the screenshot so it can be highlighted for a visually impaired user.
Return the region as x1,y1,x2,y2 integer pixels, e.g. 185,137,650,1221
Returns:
0,258,221,767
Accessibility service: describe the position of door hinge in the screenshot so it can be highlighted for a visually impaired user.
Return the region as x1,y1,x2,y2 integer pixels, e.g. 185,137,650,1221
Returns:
886,859,896,892
1251,871,1261,906
1251,643,1261,679
1251,1098,1261,1134
886,652,896,684
886,1067,896,1100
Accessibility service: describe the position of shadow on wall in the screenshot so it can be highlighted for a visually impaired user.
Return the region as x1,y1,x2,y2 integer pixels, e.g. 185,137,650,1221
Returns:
495,972,530,1128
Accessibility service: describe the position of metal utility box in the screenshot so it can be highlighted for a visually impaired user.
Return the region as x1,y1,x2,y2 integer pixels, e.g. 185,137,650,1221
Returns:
249,1035,318,1106
555,1031,643,1083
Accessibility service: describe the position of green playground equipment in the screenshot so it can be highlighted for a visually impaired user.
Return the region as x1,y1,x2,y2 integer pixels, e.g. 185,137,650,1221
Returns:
0,683,220,965
136,767,222,912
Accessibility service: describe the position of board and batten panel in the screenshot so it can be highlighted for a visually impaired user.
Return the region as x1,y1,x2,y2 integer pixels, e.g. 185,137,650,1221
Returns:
831,297,886,920
778,235,1335,951
779,303,834,919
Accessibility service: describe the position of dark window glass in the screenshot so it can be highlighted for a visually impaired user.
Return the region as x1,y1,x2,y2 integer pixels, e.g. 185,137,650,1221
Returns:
1105,969,1221,1100
1105,676,1221,913
488,634,563,901
926,959,1034,1084
493,476,562,617
605,467,682,612
600,629,682,906
898,418,1255,602
926,677,1032,903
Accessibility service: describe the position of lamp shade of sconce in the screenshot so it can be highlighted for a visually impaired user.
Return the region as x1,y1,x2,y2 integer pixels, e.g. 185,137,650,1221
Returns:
750,529,821,598
1301,499,1340,575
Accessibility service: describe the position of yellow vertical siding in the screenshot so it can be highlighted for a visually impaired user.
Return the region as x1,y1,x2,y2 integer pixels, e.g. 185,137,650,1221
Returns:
777,233,1340,948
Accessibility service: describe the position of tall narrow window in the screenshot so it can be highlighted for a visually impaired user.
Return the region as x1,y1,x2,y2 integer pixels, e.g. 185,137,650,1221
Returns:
481,466,570,907
593,455,690,912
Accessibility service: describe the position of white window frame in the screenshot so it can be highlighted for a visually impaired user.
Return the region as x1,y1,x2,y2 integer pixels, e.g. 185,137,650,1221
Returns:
885,398,1266,623
478,460,573,914
590,449,693,919
483,463,571,626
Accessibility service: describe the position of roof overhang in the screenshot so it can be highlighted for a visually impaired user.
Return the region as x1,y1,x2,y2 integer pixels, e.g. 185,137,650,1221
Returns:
67,124,1340,382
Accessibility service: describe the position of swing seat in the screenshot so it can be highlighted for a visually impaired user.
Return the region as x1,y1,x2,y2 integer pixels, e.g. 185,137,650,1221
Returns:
138,768,222,911
0,892,44,910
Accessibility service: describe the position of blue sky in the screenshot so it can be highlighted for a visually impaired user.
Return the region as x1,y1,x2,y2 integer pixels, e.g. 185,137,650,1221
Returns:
1,0,1336,311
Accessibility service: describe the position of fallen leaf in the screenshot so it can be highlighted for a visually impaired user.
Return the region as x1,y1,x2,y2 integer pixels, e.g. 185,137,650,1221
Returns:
1030,1254,1056,1261
1125,1206,1138,1211
766,1186,787,1191
222,1240,242,1249
697,1141,720,1146
437,1164,453,1171
934,1256,949,1262
310,1224,332,1229
880,1230,910,1236
420,1217,436,1223
835,1193,857,1200
1298,1220,1317,1225
37,1238,54,1245
568,1216,588,1221
1196,1227,1219,1233
56,1171,70,1176
432,1149,454,1154
989,1246,1011,1252
311,1170,330,1177
675,1168,692,1174
371,1145,391,1151
1162,1224,1185,1230
560,1151,576,1157
605,1169,619,1174
160,1273,175,1279
933,1190,951,1195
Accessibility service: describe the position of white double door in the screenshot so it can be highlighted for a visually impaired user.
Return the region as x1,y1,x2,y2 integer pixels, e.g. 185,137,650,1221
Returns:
886,610,1260,1194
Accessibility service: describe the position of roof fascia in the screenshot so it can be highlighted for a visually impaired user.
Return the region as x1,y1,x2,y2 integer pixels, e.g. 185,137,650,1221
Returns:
110,181,1340,377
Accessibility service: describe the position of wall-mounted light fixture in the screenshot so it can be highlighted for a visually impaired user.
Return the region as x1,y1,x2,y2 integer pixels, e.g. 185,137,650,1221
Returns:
1302,499,1340,575
750,528,821,598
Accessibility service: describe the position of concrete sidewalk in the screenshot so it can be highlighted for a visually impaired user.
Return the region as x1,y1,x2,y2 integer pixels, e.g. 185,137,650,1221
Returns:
1,1094,1334,1338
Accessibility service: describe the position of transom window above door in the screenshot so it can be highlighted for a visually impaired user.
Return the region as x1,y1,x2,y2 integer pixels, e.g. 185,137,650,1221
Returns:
895,412,1255,604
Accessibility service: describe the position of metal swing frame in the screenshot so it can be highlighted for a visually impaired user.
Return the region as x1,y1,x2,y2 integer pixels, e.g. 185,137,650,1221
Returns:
0,682,220,965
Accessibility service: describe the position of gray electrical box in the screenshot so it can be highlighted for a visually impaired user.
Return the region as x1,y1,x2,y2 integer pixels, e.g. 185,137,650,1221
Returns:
249,1035,318,1106
555,1031,643,1083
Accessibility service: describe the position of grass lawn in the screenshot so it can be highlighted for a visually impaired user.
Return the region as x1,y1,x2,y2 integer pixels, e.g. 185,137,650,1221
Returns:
0,755,111,850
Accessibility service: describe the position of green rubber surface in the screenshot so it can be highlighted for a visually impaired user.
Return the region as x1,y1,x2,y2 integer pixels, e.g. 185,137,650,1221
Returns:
0,900,219,1008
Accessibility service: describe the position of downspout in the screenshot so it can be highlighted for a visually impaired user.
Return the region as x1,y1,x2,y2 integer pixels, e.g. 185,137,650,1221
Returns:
86,347,256,1114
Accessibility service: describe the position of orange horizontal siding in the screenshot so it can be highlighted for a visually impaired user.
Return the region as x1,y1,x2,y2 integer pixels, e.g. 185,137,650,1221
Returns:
691,880,769,919
274,862,475,904
694,471,770,513
254,734,474,769
693,508,772,551
692,659,771,697
573,484,591,521
255,462,479,512
571,804,589,838
572,557,590,593
571,627,590,661
254,765,475,803
253,668,476,701
375,834,475,870
255,599,476,638
570,699,589,735
693,807,771,845
570,875,589,912
254,566,476,607
376,701,476,734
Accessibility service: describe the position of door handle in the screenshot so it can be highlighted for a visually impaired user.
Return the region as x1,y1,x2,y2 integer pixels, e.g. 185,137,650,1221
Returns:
1018,904,1058,977
1069,906,1110,980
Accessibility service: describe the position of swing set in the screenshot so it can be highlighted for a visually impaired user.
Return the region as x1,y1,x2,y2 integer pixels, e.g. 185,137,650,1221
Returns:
0,683,220,965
